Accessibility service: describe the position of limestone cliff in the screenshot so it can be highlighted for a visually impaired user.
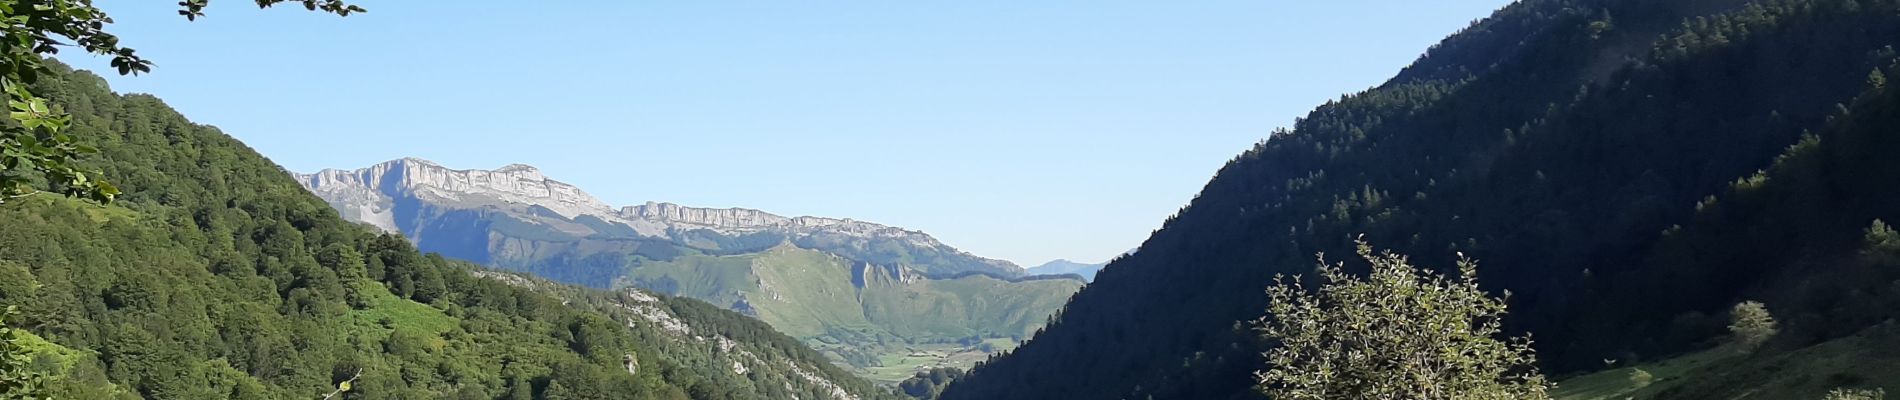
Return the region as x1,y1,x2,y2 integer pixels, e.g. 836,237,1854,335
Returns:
295,157,1023,277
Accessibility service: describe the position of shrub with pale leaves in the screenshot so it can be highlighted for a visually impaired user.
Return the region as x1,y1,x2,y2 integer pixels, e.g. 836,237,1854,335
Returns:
1254,240,1550,400
1824,388,1885,400
1727,301,1778,352
1629,368,1653,389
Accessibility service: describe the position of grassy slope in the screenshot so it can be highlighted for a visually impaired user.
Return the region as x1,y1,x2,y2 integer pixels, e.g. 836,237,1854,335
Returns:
626,250,761,306
862,274,1080,340
1552,348,1739,400
620,245,1082,380
625,245,1081,343
342,279,459,342
16,324,139,399
749,246,880,339
1555,323,1900,400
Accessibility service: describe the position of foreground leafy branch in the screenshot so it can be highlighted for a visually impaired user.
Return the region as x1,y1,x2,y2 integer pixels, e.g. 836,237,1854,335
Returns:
0,0,362,203
320,368,361,400
0,306,47,400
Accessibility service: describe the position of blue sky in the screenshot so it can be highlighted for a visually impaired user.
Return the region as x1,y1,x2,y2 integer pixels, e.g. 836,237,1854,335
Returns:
65,0,1513,267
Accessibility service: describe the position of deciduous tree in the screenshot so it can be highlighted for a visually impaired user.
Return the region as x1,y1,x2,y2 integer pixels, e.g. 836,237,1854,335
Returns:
1727,301,1778,352
1255,240,1550,400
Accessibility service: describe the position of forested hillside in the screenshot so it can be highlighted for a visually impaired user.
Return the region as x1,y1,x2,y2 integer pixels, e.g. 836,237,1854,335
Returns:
0,61,897,400
1554,72,1900,399
942,0,1900,399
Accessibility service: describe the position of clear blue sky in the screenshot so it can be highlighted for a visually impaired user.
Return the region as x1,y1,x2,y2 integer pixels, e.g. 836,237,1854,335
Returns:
64,0,1512,267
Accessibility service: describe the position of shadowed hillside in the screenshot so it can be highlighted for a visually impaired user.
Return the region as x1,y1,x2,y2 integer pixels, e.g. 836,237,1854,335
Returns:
943,0,1900,399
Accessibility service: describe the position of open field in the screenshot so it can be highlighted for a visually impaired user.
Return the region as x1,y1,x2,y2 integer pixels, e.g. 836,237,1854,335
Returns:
1555,322,1900,400
849,339,1022,383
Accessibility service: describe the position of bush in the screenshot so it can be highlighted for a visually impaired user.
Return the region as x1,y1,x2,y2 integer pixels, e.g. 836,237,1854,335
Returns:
1629,368,1654,389
1254,240,1550,400
1824,388,1886,400
1728,301,1779,352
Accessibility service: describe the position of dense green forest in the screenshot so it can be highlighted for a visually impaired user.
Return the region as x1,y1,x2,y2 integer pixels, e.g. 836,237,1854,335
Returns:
0,61,898,399
942,0,1900,399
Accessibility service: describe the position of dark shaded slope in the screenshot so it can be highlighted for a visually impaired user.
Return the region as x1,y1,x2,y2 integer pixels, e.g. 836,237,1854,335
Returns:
0,61,896,399
1588,54,1900,365
944,1,1900,399
1549,56,1900,400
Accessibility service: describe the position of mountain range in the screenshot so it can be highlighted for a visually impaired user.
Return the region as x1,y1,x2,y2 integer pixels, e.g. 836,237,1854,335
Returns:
0,61,901,399
1024,259,1112,282
295,158,1083,381
295,158,1021,279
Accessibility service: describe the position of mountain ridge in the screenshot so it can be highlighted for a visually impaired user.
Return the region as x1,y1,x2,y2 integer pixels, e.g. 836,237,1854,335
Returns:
1024,259,1108,282
941,0,1900,399
296,157,1085,381
296,157,1024,277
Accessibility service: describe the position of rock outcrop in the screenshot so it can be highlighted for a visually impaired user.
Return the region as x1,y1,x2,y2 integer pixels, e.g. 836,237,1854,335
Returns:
295,157,1023,277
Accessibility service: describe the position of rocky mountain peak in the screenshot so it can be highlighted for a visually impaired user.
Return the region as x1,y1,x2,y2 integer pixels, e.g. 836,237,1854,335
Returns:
296,157,615,230
297,157,1025,275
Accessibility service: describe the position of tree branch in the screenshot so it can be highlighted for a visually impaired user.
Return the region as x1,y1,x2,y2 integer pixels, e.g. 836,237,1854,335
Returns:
321,369,362,400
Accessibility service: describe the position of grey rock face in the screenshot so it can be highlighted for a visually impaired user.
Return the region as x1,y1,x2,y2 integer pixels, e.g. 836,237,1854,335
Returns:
295,157,614,232
296,157,1023,277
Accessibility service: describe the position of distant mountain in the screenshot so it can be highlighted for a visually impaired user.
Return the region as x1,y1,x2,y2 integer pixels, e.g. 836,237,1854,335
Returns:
1025,259,1107,282
296,158,1080,381
297,157,1022,278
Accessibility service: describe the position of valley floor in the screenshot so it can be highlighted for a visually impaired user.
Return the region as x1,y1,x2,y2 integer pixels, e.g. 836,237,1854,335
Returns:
839,339,1018,383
